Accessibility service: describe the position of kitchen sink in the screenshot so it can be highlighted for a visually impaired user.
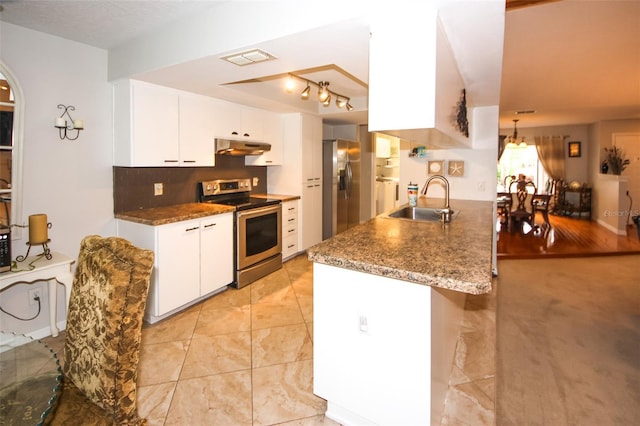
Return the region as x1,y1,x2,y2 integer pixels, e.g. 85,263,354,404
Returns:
385,206,459,222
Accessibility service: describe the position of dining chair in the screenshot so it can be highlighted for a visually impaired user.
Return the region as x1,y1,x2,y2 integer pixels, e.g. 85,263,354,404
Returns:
496,191,513,228
46,235,154,425
532,194,551,228
508,179,537,233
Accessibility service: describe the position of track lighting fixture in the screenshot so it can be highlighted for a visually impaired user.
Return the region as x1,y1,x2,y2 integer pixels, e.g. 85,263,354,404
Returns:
287,73,354,111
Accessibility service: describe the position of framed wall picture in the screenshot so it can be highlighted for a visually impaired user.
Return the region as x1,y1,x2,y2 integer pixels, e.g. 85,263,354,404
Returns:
568,141,581,158
427,160,444,174
448,161,465,177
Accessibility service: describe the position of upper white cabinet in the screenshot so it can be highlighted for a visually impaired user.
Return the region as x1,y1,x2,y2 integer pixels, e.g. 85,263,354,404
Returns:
245,111,284,166
114,80,216,167
179,93,218,166
301,113,323,182
211,100,263,141
368,7,470,148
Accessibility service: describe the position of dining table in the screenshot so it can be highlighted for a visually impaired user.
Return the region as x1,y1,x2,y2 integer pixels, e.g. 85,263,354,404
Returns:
0,332,61,425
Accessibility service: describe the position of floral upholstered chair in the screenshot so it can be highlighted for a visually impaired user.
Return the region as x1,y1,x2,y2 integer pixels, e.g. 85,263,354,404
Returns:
46,235,154,425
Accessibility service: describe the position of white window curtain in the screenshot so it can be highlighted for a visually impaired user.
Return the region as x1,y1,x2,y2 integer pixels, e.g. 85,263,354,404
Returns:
534,135,566,181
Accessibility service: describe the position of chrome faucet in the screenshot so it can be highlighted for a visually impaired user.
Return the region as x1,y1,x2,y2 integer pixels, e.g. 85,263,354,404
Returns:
421,174,453,223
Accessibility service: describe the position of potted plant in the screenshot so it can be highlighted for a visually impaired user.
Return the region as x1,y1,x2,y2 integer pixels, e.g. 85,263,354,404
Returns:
603,146,630,175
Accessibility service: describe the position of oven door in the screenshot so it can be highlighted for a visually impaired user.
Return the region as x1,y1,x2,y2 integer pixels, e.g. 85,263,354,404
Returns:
237,204,282,270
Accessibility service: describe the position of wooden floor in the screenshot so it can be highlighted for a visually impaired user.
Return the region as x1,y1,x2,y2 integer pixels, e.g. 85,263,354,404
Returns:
497,213,640,259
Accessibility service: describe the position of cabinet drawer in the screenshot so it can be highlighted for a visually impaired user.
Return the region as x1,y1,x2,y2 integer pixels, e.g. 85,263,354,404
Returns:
284,214,297,232
283,233,299,259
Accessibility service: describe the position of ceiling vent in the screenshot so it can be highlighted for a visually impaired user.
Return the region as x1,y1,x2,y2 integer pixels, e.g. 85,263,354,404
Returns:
221,49,276,66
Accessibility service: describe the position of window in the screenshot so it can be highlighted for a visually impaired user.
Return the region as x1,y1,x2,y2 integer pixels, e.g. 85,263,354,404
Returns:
497,144,549,192
0,65,23,239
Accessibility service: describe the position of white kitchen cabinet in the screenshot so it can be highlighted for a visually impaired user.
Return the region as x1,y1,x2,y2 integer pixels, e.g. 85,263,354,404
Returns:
245,110,283,166
301,182,322,250
268,113,324,250
199,213,234,294
113,80,216,167
281,199,299,260
211,100,264,141
114,80,180,167
116,212,233,323
179,93,218,166
301,113,323,183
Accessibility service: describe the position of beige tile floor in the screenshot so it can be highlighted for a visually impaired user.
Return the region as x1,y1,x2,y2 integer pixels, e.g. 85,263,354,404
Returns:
43,253,494,425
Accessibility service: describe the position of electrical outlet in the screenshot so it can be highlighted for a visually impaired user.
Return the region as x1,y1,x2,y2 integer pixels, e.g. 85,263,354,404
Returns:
154,183,163,196
477,181,486,192
28,288,42,305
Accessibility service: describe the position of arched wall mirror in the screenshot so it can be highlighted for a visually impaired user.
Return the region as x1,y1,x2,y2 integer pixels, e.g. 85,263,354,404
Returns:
0,64,24,240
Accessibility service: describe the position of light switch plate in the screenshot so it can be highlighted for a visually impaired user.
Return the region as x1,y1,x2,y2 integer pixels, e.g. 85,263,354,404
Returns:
154,183,163,196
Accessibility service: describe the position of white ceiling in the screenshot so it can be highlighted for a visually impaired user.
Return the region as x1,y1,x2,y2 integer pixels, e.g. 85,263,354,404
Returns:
1,0,638,130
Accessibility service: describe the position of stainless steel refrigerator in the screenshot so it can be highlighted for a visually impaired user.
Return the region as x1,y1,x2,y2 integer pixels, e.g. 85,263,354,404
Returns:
322,139,361,239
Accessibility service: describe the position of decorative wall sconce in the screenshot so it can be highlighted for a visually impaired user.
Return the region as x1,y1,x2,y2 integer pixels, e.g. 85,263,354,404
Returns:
54,104,84,140
286,74,354,111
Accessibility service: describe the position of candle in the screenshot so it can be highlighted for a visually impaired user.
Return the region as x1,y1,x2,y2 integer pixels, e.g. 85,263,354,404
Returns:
73,119,84,130
29,214,49,244
55,117,65,128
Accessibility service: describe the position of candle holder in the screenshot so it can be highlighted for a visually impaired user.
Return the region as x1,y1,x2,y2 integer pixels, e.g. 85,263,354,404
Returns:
16,239,52,261
54,104,84,141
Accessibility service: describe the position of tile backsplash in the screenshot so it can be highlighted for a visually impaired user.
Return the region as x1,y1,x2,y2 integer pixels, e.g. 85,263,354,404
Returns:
113,156,268,213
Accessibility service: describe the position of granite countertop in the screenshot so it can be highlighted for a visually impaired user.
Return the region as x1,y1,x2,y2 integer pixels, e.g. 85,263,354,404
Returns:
253,193,301,202
307,198,494,295
115,203,235,226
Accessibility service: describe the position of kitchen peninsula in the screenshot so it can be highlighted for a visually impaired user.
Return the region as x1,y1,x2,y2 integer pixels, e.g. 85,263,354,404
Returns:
308,198,493,425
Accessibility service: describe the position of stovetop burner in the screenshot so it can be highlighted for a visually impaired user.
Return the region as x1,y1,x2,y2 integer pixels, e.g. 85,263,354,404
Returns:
198,179,280,211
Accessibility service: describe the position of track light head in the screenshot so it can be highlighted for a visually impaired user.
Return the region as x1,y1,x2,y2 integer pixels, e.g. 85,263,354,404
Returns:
301,84,310,99
336,96,347,108
322,93,331,107
318,81,329,101
346,102,354,111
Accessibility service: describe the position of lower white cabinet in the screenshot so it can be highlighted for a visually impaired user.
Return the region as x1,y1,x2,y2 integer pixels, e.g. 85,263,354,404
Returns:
281,200,299,260
117,212,233,323
301,182,323,250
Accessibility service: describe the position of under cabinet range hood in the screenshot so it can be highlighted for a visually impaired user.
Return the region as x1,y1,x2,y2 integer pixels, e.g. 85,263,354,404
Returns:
215,138,271,156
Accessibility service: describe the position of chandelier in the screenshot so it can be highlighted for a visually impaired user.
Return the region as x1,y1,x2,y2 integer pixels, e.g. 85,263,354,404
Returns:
506,119,527,148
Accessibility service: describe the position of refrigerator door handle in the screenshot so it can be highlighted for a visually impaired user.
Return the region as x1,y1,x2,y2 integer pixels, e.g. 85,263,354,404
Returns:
345,160,353,199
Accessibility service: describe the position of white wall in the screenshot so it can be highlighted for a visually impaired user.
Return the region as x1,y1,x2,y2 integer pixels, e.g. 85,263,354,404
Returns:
0,23,114,336
399,106,499,204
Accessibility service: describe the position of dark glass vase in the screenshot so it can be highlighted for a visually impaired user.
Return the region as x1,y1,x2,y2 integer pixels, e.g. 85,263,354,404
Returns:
601,161,609,174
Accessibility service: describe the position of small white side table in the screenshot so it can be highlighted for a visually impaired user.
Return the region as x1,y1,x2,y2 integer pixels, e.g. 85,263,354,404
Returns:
0,252,75,337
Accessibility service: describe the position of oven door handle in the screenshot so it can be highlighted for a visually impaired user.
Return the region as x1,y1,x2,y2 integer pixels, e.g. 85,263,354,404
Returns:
236,204,281,219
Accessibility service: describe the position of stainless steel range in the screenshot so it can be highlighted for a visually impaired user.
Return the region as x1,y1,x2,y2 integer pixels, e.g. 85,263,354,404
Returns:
199,178,282,288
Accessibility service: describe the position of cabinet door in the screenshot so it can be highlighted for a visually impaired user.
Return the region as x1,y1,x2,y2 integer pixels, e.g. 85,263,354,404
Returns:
245,111,283,166
156,220,201,315
132,82,180,166
301,183,323,250
240,107,264,141
179,94,216,166
210,99,241,138
301,114,323,182
200,213,233,294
